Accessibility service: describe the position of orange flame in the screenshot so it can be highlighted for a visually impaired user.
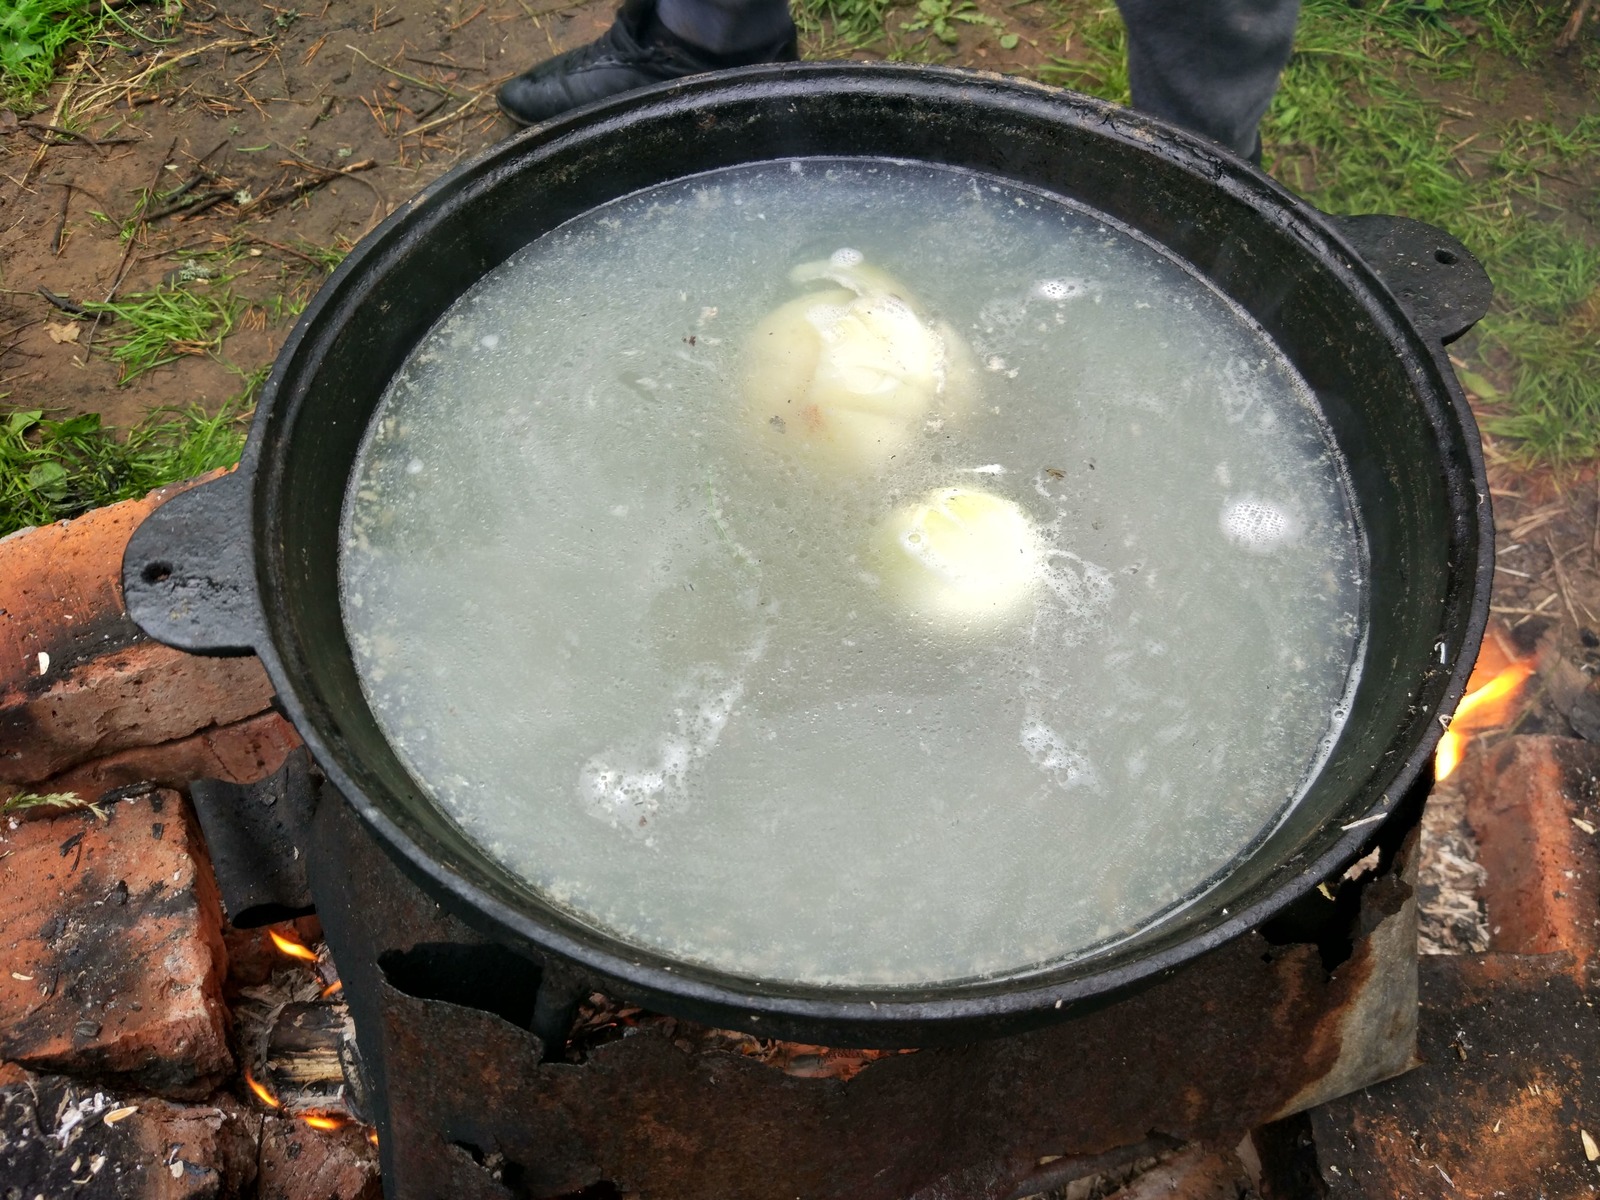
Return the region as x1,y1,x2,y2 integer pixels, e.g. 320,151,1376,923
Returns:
302,1113,345,1132
245,1068,281,1110
269,929,319,963
320,979,344,998
367,1128,379,1147
1436,658,1535,780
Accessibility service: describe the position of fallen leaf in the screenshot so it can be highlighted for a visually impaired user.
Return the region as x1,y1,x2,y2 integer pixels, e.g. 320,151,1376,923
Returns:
1574,817,1597,835
1583,1129,1598,1162
103,1106,139,1125
46,321,81,344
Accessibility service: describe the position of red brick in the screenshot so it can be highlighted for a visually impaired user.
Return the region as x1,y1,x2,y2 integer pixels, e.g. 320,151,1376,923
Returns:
6,709,302,818
0,470,279,788
130,1094,261,1199
1,640,275,784
257,1115,382,1200
0,474,216,685
0,1064,260,1198
1463,734,1600,968
0,790,233,1098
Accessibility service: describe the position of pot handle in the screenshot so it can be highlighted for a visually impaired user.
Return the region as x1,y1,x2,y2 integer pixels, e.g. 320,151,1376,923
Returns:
122,469,266,656
1326,214,1493,346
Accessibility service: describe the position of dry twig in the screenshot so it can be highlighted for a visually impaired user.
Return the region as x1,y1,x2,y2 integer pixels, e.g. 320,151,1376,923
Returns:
1547,534,1596,627
1556,0,1593,51
22,50,87,186
19,122,142,148
238,159,378,214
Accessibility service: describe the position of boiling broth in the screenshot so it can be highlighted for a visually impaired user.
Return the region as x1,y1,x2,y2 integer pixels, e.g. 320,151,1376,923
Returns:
339,159,1366,987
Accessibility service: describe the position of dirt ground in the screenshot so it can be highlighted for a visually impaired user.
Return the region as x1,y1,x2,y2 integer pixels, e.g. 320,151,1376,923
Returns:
0,0,623,428
2,0,1600,653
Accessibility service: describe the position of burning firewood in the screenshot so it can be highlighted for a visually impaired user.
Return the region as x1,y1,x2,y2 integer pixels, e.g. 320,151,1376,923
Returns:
234,924,370,1130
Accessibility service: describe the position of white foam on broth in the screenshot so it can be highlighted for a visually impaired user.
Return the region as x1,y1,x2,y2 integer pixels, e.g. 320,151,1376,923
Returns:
339,158,1366,987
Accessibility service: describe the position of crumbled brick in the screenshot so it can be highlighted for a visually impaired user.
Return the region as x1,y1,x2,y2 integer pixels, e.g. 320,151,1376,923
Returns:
257,1114,382,1200
0,1064,259,1199
0,484,174,684
0,790,232,1098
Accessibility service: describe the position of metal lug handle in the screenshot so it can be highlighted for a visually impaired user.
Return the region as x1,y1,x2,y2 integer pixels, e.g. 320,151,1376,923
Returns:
121,469,267,656
1329,214,1494,346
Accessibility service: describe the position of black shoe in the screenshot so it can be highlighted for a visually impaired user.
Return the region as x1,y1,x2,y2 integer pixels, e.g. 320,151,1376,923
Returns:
497,0,798,127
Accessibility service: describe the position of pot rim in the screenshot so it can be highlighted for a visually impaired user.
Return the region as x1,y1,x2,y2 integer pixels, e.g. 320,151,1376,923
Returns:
225,62,1494,1038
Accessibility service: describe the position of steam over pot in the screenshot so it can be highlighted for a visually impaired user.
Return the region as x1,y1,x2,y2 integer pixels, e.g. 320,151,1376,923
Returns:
122,64,1493,1045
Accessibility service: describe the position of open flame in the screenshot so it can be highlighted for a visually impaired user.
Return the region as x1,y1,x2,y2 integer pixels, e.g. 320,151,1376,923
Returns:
1436,657,1535,780
301,1113,345,1132
245,1068,282,1110
269,929,319,963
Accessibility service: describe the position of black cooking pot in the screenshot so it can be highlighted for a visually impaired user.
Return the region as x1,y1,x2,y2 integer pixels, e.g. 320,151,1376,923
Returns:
123,64,1493,1046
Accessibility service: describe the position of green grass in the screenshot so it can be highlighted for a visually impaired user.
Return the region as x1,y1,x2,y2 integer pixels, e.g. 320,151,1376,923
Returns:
1018,0,1597,465
1257,0,1600,466
793,0,902,53
1034,3,1129,103
0,0,99,108
81,283,243,383
289,237,352,273
0,375,259,536
2,0,179,109
901,0,1003,47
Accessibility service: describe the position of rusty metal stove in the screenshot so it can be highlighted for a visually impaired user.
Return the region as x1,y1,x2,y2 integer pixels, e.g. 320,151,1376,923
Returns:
187,752,1429,1200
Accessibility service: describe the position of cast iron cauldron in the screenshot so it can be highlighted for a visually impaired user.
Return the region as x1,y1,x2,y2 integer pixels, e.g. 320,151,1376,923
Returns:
123,64,1493,1046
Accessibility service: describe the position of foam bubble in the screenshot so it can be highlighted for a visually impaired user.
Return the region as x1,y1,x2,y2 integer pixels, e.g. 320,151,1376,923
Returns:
1035,279,1083,301
1221,497,1298,552
578,640,764,835
1020,720,1094,788
829,247,865,268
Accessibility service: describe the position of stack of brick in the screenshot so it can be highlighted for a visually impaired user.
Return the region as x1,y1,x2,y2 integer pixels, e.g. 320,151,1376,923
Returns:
0,483,377,1199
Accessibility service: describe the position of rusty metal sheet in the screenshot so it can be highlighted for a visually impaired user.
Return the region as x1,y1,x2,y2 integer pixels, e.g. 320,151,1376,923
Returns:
305,789,1424,1200
1305,951,1600,1199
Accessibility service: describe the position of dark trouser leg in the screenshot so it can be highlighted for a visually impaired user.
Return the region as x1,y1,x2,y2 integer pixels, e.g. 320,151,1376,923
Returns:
656,0,794,54
1113,0,1300,161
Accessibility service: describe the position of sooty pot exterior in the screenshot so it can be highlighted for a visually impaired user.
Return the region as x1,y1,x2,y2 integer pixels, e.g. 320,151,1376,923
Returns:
122,64,1492,1046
